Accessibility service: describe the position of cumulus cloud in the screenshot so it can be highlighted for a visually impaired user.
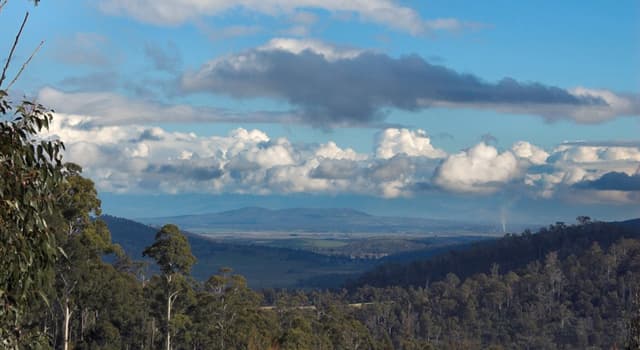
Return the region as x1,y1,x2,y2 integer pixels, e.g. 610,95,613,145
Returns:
551,143,640,163
433,143,520,193
98,0,478,35
42,109,640,203
512,141,549,165
45,116,442,197
315,141,365,161
522,142,640,201
181,39,638,126
375,128,446,159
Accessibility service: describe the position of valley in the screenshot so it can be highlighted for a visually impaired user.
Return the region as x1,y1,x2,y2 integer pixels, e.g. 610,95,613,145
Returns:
103,208,501,288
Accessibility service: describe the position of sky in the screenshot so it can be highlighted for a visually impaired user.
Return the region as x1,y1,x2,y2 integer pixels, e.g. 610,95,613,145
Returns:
1,0,639,227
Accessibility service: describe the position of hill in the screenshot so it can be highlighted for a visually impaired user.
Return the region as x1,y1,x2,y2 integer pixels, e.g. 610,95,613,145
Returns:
137,206,498,234
350,218,640,289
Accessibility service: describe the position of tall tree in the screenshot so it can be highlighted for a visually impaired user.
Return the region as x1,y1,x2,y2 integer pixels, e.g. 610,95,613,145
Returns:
143,224,196,350
52,165,105,350
1,2,59,346
0,92,64,348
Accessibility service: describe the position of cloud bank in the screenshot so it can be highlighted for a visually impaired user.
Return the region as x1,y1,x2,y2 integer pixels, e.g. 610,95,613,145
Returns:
43,112,640,203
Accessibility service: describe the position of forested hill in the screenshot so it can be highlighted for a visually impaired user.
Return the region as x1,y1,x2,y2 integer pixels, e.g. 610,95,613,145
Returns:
100,215,157,258
350,218,640,289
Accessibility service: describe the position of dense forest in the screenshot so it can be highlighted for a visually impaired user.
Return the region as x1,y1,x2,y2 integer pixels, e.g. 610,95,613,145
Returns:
2,94,640,349
352,218,640,289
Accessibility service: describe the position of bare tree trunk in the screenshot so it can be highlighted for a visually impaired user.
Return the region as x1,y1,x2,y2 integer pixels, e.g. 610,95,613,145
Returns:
166,292,171,350
166,274,179,350
63,297,71,350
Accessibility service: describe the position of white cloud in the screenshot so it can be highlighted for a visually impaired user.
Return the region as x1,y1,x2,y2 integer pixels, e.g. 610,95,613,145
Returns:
46,115,440,197
521,142,640,201
315,141,365,161
552,143,640,163
433,143,520,193
512,141,549,165
375,128,446,159
98,0,470,35
567,87,640,123
126,142,150,158
260,38,363,61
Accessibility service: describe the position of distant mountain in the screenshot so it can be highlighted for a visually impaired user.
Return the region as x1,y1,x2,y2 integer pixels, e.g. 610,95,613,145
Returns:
137,207,497,234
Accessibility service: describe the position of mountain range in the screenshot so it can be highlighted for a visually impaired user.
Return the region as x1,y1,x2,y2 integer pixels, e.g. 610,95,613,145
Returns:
137,206,504,234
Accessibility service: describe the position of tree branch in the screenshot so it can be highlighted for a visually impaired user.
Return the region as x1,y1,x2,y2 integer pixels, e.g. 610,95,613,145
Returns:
0,11,29,88
0,0,8,15
6,40,43,91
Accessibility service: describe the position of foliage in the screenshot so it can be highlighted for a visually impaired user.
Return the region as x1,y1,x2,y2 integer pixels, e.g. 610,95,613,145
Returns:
349,238,640,348
0,90,64,348
143,224,196,276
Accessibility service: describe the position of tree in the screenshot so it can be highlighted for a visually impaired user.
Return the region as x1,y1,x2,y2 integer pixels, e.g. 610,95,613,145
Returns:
51,166,106,350
143,224,196,350
576,216,592,225
0,92,65,348
191,268,273,350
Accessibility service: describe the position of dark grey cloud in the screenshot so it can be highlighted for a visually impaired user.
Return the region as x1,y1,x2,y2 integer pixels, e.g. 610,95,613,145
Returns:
146,163,223,181
181,47,622,126
310,159,360,179
137,128,164,141
574,172,640,192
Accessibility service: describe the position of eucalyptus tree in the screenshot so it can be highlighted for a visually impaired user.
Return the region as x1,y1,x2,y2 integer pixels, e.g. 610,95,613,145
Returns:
143,224,196,350
52,165,105,350
0,91,65,348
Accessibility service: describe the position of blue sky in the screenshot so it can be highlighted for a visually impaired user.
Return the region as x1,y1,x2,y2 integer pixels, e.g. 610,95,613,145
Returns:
1,0,639,227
